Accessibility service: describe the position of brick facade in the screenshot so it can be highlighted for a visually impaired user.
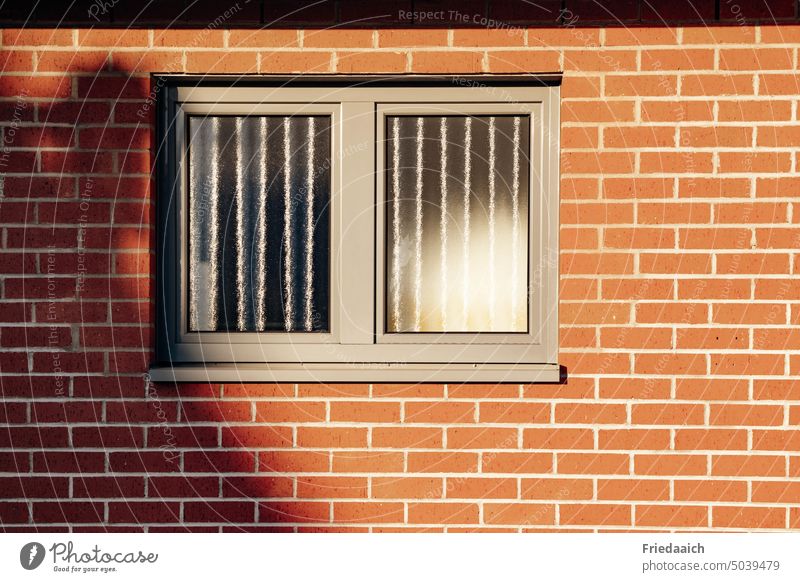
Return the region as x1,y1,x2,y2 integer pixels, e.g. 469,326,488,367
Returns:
1,23,799,531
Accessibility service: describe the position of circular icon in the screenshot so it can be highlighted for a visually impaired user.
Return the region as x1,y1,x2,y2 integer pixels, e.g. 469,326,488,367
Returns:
20,542,46,570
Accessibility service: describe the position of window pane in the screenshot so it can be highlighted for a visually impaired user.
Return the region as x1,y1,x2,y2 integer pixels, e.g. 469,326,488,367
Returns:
188,115,331,332
385,115,529,333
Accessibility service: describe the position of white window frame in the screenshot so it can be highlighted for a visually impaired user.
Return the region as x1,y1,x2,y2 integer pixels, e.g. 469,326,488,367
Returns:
152,76,561,383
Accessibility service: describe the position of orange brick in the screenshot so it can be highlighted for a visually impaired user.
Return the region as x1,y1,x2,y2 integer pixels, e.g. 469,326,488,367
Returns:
484,503,554,525
254,401,326,423
407,503,479,524
718,101,792,122
559,352,632,375
674,429,747,450
523,428,593,450
329,402,401,423
411,51,482,73
598,479,669,501
604,126,674,148
675,480,747,502
634,353,707,375
260,451,329,473
479,402,549,424
304,30,373,47
405,402,475,423
600,327,672,350
487,51,560,73
561,252,633,275
682,27,756,44
446,477,517,499
561,76,601,98
711,354,785,376
558,279,599,301
676,327,748,350
78,30,148,46
336,51,406,73
557,453,629,475
599,429,671,450
753,379,800,400
711,454,785,476
631,403,705,425
555,403,626,424
562,152,635,174
447,427,517,449
334,502,403,524
606,74,678,96
599,378,671,400
709,405,783,427
297,427,368,448
372,427,442,448
681,74,754,96
521,478,593,500
3,29,73,46
720,48,794,71
560,504,631,526
678,177,750,198
372,384,444,398
378,30,449,47
372,477,442,499
562,127,599,149
634,454,707,476
332,452,404,473
407,452,479,473
677,279,750,300
564,50,637,71
756,230,800,249
640,152,713,173
641,100,714,122
260,52,332,73
604,177,674,199
680,126,752,148
561,227,599,249
560,303,630,325
678,227,750,249
297,477,367,499
561,101,636,122
636,302,708,325
637,505,707,527
718,152,791,173
154,30,225,47
758,74,800,95
641,49,714,70
185,51,257,73
712,506,785,529
561,177,599,199
716,253,789,274
757,126,800,147
752,430,800,451
605,228,674,249
453,29,525,47
483,452,552,474
752,481,800,503
561,202,634,224
605,28,679,46
229,30,299,48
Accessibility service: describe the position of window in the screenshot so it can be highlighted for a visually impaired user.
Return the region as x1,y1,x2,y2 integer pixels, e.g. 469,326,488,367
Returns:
154,76,560,382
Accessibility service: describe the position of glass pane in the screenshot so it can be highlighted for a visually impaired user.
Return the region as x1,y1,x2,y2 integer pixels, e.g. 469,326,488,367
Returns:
188,115,331,332
385,115,529,333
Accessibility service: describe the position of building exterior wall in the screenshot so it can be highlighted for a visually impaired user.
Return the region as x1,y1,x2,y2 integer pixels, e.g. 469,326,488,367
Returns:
1,24,799,531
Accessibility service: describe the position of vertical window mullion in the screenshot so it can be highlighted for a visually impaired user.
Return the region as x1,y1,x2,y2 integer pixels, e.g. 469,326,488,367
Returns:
338,101,376,345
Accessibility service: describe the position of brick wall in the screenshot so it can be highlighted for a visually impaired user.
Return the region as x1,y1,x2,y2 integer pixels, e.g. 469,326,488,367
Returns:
1,24,799,532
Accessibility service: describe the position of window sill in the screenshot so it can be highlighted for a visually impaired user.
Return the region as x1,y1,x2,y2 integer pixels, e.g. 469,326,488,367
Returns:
148,363,561,383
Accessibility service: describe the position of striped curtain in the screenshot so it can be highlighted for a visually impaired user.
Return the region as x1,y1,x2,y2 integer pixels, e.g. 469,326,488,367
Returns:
188,115,331,333
386,115,530,333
